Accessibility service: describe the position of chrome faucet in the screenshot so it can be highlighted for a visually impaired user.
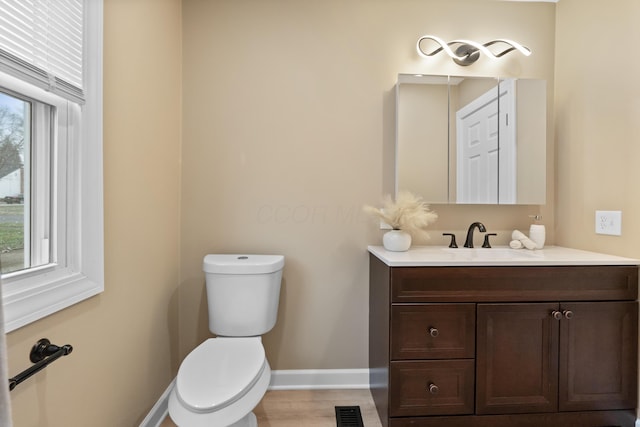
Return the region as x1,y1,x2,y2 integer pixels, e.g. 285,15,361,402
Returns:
464,222,487,248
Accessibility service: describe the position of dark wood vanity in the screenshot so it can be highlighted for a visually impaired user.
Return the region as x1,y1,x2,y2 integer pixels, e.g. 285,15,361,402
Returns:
369,247,639,427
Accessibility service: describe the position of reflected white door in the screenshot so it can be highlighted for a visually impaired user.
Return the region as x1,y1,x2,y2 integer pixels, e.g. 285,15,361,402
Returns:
456,81,516,204
456,90,499,203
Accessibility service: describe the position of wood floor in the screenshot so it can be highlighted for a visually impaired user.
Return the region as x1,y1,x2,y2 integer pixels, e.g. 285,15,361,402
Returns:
160,389,383,427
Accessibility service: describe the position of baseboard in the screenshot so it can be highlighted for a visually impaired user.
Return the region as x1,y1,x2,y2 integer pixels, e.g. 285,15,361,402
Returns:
138,379,174,427
269,369,370,390
139,369,370,426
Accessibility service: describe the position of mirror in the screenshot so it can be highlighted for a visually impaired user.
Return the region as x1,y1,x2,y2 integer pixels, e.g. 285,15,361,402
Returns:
395,74,546,204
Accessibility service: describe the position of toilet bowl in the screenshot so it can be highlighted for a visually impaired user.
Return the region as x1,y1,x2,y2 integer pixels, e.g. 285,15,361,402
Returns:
168,254,284,427
168,337,270,427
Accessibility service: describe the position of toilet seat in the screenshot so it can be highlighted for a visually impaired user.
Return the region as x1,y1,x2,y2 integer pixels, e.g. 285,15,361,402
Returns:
175,337,266,413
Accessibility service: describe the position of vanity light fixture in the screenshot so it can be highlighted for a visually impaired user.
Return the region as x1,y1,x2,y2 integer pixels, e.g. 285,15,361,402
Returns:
416,35,531,66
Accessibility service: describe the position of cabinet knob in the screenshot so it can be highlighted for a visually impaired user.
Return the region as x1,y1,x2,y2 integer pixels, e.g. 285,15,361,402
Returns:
551,310,562,320
428,383,439,394
563,310,574,320
428,327,439,338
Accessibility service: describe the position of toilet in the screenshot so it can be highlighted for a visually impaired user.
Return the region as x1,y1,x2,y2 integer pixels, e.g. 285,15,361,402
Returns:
168,254,284,427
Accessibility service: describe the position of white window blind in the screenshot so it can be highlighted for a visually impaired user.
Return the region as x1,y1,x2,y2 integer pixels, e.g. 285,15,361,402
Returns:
0,0,84,104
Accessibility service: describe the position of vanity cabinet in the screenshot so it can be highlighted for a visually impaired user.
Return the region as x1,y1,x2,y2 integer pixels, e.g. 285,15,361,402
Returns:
369,253,639,427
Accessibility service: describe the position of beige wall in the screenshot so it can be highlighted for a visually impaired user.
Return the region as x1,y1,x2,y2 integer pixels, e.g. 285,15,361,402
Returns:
555,0,640,259
6,0,182,426
181,0,556,370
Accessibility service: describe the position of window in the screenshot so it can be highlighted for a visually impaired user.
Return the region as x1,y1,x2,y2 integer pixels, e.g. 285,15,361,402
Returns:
0,92,30,274
0,89,58,275
0,0,103,332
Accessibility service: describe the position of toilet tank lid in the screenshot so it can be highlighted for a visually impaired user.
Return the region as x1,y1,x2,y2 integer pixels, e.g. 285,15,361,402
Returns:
203,254,284,274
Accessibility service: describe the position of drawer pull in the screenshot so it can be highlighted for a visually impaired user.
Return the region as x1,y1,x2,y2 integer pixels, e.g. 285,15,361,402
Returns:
563,310,574,320
428,383,439,394
428,327,439,337
551,310,562,320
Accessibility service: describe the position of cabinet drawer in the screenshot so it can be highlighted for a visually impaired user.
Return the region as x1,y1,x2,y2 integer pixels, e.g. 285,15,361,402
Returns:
391,304,475,359
390,360,475,417
391,266,638,303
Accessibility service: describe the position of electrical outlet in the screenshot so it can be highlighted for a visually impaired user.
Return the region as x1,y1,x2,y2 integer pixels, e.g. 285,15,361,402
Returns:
595,210,622,236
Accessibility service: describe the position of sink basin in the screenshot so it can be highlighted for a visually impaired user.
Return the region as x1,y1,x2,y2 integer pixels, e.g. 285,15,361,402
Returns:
441,247,542,261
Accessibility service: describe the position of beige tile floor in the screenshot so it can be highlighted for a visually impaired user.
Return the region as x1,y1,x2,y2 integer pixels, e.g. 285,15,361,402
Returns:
161,389,383,426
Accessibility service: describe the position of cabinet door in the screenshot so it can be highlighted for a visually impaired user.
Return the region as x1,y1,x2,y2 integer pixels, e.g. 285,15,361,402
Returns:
559,301,638,411
477,303,560,414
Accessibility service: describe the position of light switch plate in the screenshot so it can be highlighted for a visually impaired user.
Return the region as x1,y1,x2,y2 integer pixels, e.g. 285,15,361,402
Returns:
595,210,622,236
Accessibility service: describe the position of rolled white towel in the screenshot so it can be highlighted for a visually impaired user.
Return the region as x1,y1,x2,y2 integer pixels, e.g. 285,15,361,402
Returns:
519,237,537,250
511,230,526,240
510,240,523,249
511,229,538,250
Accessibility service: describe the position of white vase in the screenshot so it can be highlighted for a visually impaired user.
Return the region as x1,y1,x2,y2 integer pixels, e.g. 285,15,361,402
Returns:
383,230,412,252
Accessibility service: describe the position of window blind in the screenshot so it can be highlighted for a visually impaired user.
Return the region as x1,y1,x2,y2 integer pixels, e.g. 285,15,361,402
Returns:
0,0,84,104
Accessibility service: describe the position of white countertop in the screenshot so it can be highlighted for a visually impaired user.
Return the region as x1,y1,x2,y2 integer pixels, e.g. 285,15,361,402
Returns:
368,245,640,267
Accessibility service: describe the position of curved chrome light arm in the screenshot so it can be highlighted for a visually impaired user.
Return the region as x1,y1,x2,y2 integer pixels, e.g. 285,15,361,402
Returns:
417,35,531,66
484,39,532,57
416,35,468,61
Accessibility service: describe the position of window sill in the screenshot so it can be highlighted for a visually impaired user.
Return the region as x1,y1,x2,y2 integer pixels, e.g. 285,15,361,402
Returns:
3,270,103,332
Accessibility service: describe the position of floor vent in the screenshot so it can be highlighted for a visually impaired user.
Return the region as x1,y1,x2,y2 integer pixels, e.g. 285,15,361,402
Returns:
335,406,364,427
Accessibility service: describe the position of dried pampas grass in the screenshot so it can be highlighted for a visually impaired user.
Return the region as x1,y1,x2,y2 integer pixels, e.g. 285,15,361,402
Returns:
363,191,438,240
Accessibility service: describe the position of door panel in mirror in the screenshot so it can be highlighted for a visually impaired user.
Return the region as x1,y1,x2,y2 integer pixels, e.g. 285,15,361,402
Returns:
452,77,501,203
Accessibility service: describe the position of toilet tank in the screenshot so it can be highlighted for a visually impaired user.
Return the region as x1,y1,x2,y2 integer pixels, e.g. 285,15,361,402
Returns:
203,254,284,337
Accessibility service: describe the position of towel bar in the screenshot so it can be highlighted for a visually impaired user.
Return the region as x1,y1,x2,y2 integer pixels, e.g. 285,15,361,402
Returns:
8,338,73,391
